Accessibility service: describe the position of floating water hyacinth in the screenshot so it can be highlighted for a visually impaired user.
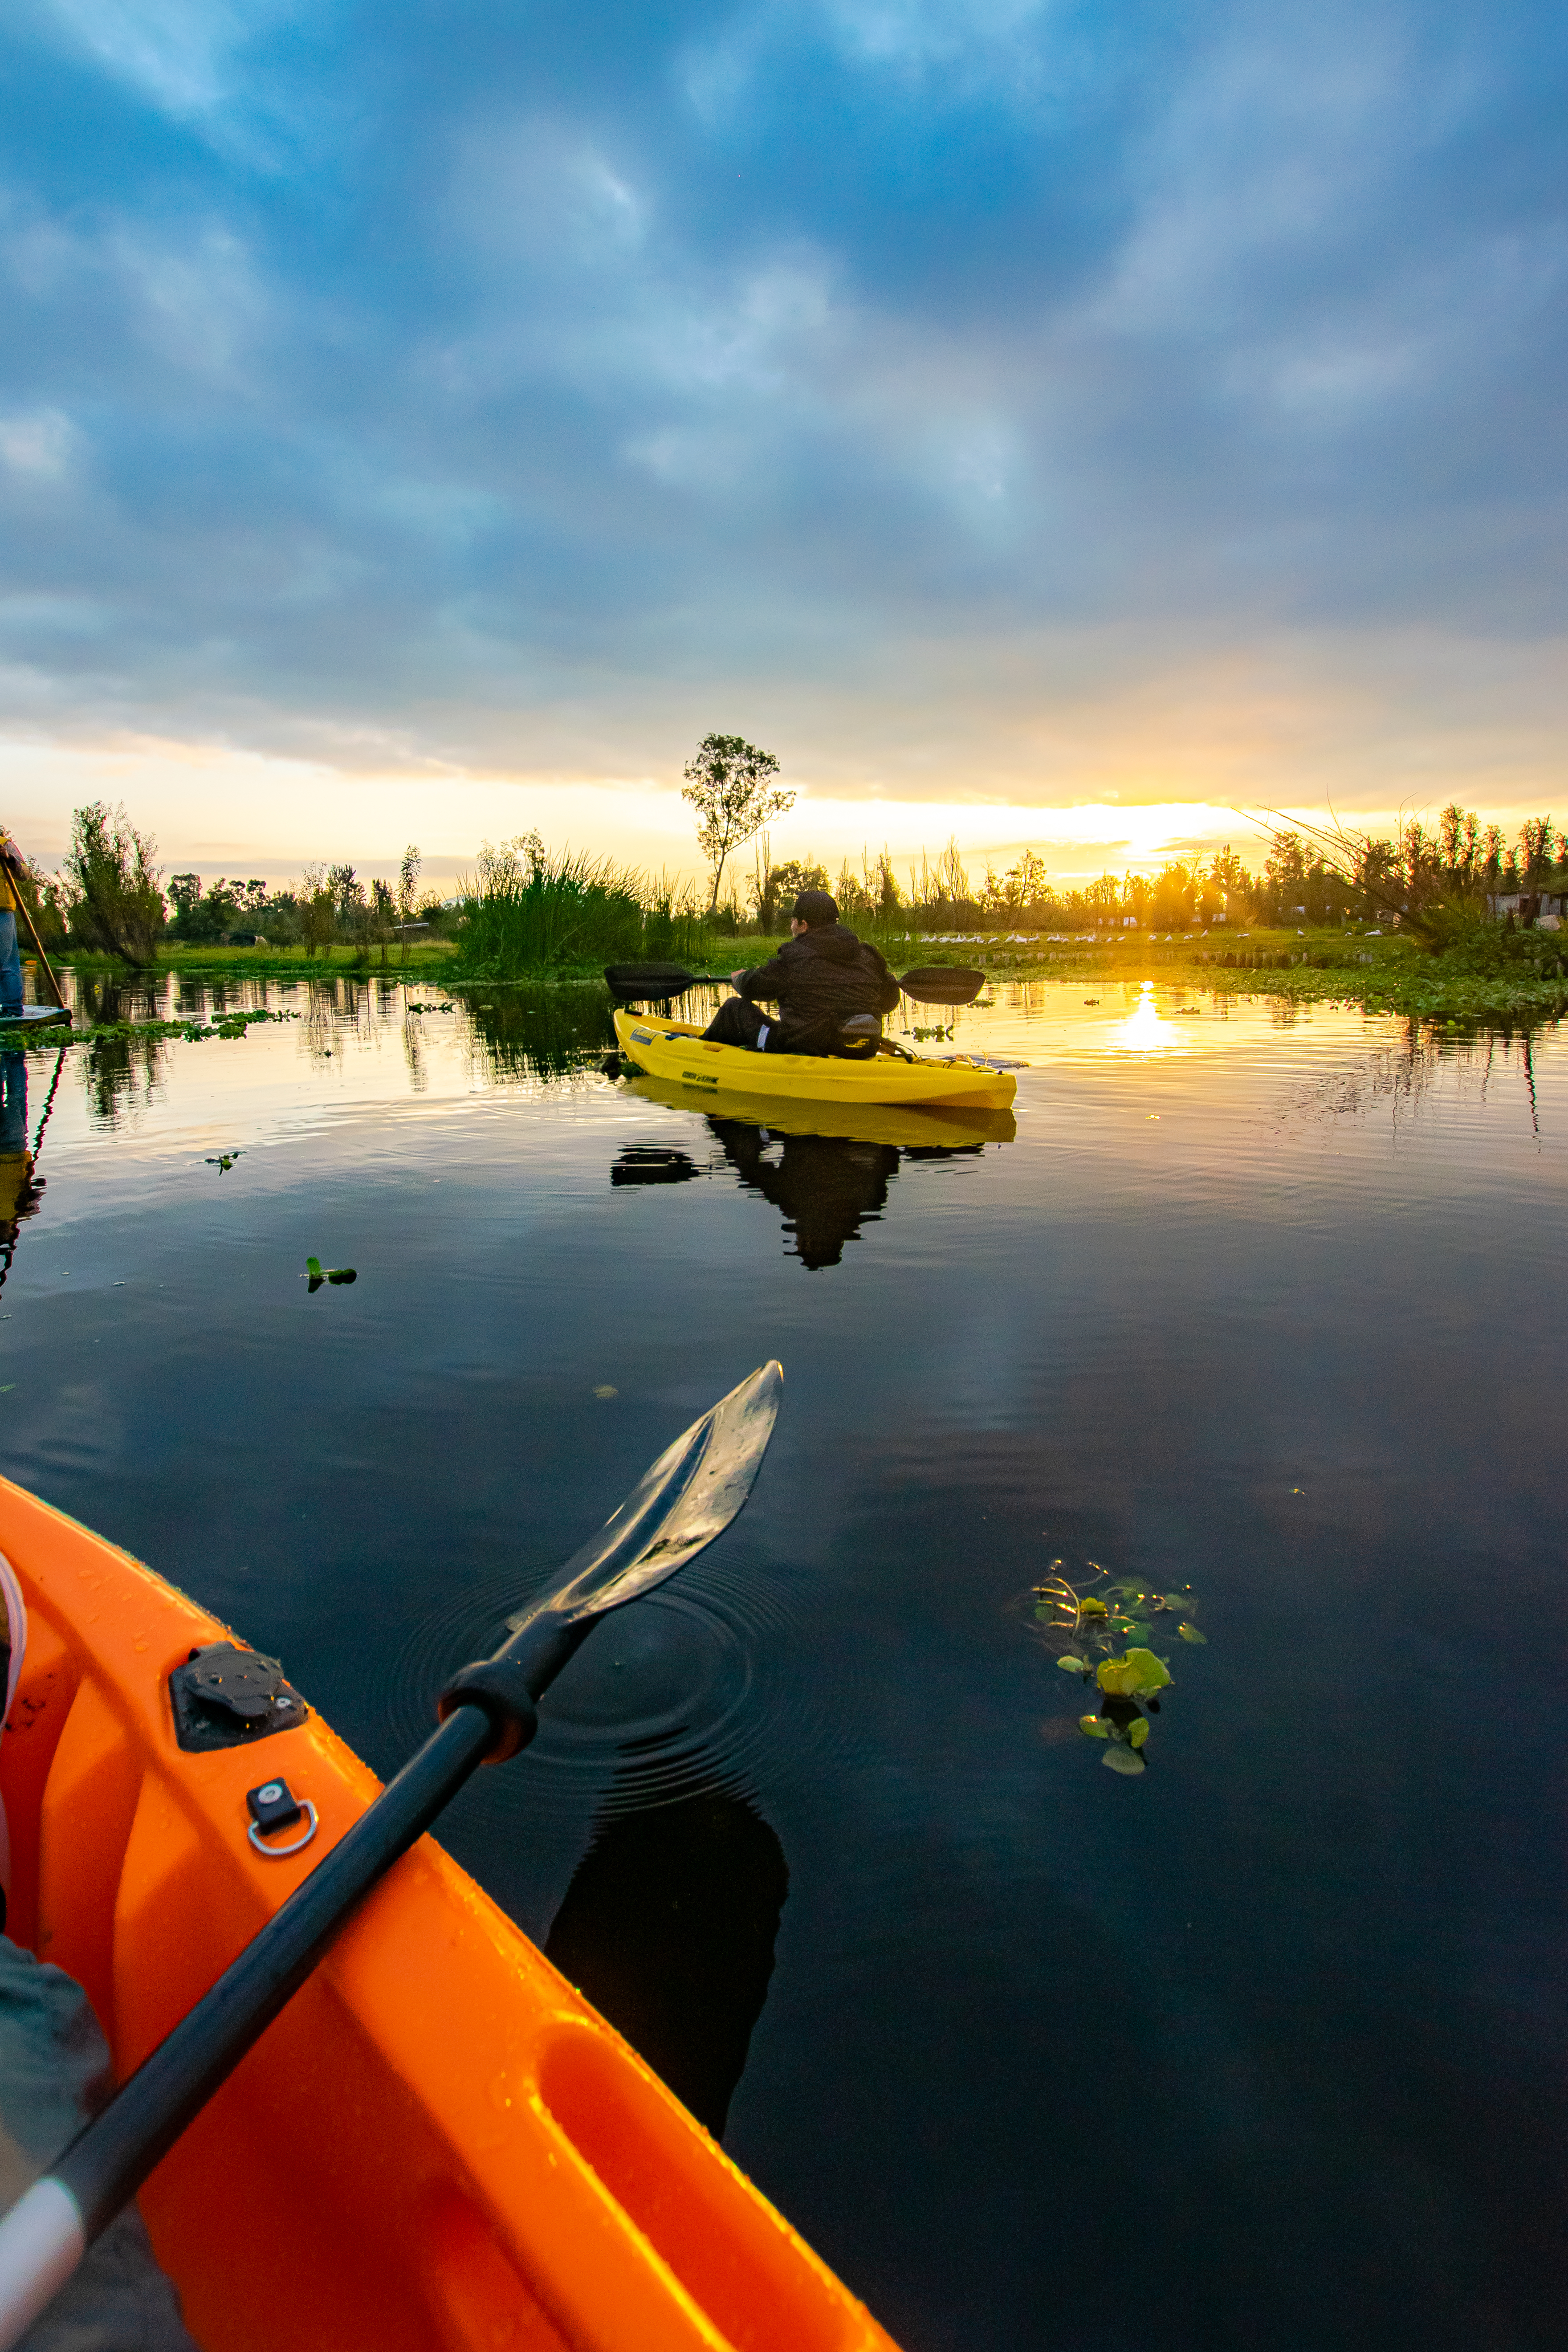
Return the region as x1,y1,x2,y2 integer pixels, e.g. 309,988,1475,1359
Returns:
1032,1562,1206,1776
205,1151,242,1172
304,1255,358,1292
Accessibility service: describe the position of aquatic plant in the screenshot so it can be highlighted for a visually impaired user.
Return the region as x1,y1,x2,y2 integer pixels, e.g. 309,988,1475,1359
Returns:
453,841,712,977
205,1151,242,1172
0,1008,298,1050
304,1256,357,1292
1035,1564,1205,1776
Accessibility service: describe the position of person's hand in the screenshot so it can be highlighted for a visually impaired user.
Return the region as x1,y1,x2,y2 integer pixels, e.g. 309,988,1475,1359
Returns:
730,968,746,987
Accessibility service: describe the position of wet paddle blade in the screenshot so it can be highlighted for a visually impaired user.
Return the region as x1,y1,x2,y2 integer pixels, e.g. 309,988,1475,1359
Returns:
604,963,704,999
896,966,986,1005
507,1361,783,1632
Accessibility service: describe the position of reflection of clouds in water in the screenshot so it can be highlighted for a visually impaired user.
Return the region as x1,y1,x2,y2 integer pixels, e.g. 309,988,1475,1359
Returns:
1105,981,1189,1060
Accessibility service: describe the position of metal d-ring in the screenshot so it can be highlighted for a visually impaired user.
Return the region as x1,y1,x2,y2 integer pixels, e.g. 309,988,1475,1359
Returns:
247,1799,318,1859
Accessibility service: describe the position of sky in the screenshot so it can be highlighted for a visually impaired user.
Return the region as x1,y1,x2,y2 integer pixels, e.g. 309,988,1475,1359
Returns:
3,0,1566,893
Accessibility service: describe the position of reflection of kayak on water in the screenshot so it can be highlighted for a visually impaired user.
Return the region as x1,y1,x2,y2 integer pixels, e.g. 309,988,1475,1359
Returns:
615,1076,1015,1270
619,1070,1017,1150
613,1010,1019,1111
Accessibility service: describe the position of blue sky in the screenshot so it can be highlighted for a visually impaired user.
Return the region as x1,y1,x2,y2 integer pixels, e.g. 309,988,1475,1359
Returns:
3,0,1566,882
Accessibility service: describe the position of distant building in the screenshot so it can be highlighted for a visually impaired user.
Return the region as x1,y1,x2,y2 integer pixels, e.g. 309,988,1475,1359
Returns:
1487,882,1568,930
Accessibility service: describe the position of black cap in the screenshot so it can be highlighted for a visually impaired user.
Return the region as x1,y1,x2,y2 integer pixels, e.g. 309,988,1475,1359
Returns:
792,889,838,928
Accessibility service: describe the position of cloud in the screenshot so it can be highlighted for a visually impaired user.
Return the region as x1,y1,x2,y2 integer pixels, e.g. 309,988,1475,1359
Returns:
0,0,1565,850
0,407,78,480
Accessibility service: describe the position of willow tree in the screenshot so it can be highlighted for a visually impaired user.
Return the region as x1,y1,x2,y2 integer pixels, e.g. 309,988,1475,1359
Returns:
681,734,794,914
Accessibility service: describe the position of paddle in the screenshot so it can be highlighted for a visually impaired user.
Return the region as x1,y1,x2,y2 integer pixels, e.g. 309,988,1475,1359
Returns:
0,1361,783,2349
605,962,988,1008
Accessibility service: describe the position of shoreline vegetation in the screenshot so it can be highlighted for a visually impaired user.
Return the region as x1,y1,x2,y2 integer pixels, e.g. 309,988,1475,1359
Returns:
29,921,1568,1032
14,795,1568,1035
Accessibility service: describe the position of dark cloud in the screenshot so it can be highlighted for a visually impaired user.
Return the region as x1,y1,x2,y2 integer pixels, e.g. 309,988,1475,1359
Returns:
2,0,1565,777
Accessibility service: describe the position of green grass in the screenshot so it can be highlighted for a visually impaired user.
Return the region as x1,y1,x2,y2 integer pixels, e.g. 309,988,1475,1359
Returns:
53,941,460,979
973,924,1568,1025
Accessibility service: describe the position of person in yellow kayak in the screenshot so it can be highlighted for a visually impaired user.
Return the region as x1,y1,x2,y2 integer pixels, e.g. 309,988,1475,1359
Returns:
702,888,902,1056
0,832,29,1019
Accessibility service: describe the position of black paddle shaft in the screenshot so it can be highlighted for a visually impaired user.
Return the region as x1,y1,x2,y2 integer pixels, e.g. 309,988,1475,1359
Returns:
604,962,986,1008
53,1614,590,2242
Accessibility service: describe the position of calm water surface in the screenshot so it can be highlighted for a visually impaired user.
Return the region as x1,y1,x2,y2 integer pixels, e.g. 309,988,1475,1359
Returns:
6,970,1565,2352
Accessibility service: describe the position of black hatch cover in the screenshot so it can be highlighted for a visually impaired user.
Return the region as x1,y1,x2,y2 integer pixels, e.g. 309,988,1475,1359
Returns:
170,1641,309,1753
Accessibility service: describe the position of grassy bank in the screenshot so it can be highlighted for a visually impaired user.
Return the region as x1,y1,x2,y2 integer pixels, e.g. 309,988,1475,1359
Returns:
962,924,1568,1025
52,940,460,981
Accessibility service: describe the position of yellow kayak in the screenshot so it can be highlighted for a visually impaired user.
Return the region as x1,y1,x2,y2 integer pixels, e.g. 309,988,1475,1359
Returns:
613,1012,1018,1111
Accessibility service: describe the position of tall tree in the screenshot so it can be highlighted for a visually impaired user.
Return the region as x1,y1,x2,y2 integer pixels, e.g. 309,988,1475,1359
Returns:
61,802,164,964
682,735,794,913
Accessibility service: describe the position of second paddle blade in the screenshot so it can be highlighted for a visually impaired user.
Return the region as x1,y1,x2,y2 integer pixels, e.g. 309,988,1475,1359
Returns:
604,963,700,999
508,1361,783,1632
897,966,987,1006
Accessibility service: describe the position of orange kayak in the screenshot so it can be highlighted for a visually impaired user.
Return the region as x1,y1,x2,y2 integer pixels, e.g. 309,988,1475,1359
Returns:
0,1473,900,2352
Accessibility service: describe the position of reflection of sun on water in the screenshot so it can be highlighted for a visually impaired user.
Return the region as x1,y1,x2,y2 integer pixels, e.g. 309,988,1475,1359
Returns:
1107,981,1187,1059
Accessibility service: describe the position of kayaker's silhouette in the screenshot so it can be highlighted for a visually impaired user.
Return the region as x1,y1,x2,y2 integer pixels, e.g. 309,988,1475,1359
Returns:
707,1120,899,1269
546,1780,788,2140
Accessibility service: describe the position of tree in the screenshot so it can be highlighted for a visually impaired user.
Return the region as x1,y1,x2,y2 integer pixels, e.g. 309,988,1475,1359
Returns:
1519,816,1556,881
329,863,366,934
682,735,794,913
397,845,422,924
299,864,337,958
61,802,164,964
369,877,396,969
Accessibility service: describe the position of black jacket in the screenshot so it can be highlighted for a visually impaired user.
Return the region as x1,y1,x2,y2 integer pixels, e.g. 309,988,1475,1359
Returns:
739,924,901,1048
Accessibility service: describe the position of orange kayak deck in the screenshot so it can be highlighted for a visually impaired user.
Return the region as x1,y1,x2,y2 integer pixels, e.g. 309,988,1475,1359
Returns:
0,1474,900,2352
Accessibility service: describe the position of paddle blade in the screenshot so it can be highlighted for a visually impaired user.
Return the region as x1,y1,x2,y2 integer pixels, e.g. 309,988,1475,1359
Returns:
508,1361,782,1631
897,966,986,1006
604,963,701,999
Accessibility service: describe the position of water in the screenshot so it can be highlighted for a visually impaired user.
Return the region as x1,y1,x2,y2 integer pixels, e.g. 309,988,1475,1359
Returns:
7,970,1565,2351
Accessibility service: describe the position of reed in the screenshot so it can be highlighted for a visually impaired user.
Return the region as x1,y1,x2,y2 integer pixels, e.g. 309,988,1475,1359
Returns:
453,841,712,977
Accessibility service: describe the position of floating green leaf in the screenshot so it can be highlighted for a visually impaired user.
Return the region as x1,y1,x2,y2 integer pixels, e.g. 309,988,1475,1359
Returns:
1101,1745,1145,1774
1128,1717,1149,1749
1097,1647,1172,1699
1079,1714,1109,1739
1079,1597,1108,1620
304,1255,357,1292
1056,1653,1091,1675
1178,1622,1207,1643
205,1151,242,1172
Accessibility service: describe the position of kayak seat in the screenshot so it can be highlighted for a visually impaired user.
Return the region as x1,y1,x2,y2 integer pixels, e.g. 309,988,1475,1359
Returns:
836,1014,882,1061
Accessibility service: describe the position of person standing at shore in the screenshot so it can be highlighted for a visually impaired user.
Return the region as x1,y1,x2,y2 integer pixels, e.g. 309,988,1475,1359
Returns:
0,835,27,1018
